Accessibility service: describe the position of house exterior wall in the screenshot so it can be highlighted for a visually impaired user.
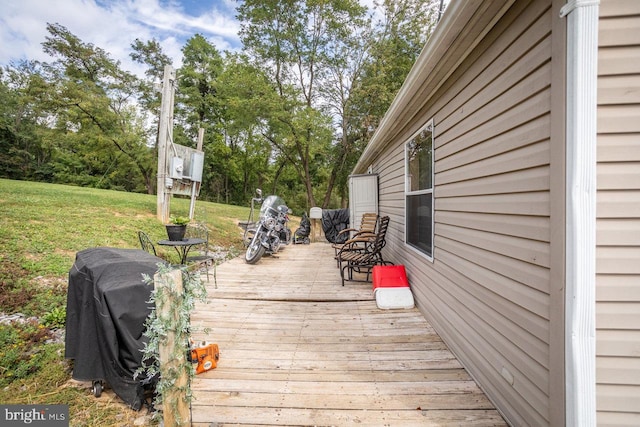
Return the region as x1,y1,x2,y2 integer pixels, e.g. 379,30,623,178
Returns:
595,1,640,425
357,0,564,425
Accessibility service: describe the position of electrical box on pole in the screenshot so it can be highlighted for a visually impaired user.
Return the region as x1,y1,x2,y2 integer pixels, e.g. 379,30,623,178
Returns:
156,66,206,223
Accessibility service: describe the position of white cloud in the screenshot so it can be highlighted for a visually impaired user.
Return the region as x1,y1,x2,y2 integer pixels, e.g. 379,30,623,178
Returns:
0,0,399,77
0,0,240,75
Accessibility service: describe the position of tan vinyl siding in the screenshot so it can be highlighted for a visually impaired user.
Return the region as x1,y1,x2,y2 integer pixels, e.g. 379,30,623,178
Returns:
369,1,557,425
596,2,640,424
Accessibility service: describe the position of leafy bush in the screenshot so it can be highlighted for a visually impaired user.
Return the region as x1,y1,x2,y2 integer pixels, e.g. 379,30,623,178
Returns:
42,306,67,329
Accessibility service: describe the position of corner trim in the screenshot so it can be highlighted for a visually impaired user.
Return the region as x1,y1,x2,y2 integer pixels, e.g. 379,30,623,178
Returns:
562,1,599,425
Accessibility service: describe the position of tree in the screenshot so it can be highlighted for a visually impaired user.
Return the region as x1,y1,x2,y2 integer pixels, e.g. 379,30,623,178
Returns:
215,54,279,203
40,23,154,192
175,35,231,201
0,61,52,181
130,38,173,194
129,38,173,132
354,0,440,129
237,0,439,209
237,0,369,209
131,38,173,93
0,2,442,207
178,34,224,130
317,12,373,207
329,0,440,203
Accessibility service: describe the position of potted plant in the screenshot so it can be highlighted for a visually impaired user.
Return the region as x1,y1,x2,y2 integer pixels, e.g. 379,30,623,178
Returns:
165,215,190,241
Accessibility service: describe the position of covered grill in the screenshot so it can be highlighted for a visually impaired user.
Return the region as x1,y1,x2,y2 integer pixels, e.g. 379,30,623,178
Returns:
321,208,350,244
65,247,165,410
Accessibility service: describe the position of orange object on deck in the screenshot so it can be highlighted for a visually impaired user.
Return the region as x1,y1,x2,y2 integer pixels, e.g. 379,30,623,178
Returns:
190,342,220,374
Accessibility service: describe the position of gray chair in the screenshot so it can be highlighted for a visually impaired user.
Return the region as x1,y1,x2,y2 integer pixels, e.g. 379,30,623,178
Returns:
185,223,216,281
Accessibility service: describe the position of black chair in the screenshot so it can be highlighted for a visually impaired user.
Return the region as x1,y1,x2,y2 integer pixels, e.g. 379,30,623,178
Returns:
185,223,216,281
138,231,157,256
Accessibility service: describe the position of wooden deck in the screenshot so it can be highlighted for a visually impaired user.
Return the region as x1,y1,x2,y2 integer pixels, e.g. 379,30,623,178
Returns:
189,243,506,426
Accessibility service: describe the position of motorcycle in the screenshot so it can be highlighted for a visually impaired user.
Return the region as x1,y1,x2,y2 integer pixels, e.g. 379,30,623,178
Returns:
243,189,292,264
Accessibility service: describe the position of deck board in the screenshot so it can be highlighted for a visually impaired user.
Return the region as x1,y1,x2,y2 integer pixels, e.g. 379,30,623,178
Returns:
190,243,506,426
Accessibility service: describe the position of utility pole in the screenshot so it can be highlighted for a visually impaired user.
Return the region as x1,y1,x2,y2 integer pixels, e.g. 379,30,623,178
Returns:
157,65,176,223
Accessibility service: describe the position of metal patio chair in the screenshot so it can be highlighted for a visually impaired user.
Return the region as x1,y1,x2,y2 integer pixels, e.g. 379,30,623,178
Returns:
332,212,379,266
336,216,392,286
185,223,216,281
138,231,157,257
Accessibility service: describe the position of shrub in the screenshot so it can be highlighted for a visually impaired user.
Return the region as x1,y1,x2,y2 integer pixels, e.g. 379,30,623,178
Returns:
42,306,67,329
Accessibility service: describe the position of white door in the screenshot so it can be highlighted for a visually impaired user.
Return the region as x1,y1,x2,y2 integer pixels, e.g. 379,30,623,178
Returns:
348,174,379,234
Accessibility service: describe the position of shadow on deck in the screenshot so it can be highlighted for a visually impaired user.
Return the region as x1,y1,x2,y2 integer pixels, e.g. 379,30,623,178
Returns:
189,243,506,426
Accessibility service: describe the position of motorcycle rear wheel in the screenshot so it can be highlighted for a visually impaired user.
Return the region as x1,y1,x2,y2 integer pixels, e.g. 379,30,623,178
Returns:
245,240,266,264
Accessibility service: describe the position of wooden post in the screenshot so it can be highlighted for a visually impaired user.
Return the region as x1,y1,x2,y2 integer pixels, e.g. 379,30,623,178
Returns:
188,128,205,220
309,207,323,243
157,65,176,223
310,219,319,243
154,269,191,426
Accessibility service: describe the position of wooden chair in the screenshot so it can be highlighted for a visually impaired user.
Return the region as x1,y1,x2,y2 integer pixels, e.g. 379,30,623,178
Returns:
185,223,216,281
332,213,378,266
336,216,392,286
138,231,157,256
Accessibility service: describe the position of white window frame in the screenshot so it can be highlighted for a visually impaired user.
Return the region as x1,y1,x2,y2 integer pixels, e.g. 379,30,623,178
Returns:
404,119,435,261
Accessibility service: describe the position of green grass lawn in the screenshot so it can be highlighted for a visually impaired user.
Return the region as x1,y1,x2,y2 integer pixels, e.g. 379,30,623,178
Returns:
0,178,251,276
0,178,253,425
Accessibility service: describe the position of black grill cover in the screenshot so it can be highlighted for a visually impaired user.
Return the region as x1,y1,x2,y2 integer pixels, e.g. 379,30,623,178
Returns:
65,247,165,410
321,208,350,243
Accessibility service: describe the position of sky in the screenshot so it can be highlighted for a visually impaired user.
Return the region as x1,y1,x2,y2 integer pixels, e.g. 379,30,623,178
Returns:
0,0,242,76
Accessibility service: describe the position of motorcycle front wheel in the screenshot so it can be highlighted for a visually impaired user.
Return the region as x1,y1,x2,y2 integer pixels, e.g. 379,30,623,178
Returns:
245,238,266,264
283,228,292,245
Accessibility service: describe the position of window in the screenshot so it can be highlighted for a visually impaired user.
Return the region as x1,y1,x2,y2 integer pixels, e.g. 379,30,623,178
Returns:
405,121,434,259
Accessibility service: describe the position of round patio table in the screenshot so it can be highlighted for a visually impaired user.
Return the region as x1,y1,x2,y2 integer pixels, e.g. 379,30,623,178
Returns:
157,237,205,264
